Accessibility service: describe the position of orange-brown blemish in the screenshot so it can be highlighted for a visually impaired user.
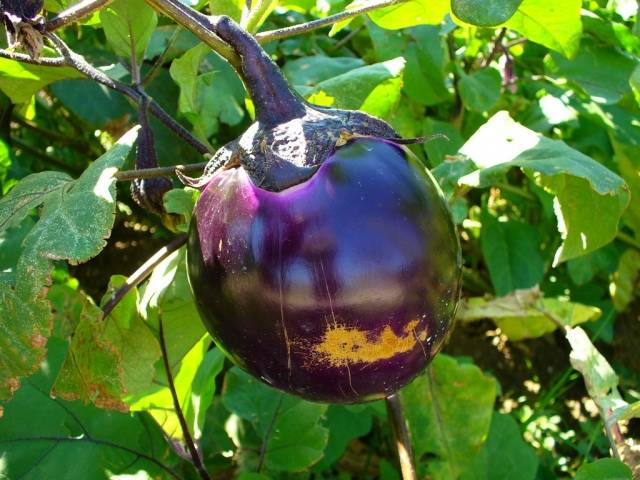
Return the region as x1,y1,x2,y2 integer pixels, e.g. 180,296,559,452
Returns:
309,320,427,367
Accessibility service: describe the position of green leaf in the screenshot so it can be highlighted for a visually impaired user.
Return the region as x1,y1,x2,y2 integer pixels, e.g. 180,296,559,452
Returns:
452,0,523,26
138,247,206,364
0,128,138,407
284,56,365,87
423,119,464,167
170,44,246,138
458,112,630,265
0,338,185,478
460,413,539,480
545,39,638,104
223,367,329,472
305,58,405,119
0,171,70,234
630,64,640,106
163,187,200,233
329,0,449,35
480,214,544,296
128,336,224,441
401,355,498,480
314,405,373,471
209,0,245,20
610,249,640,311
504,0,582,58
100,0,158,63
52,275,161,410
0,58,81,104
458,68,502,112
403,27,451,106
575,458,632,480
458,287,601,341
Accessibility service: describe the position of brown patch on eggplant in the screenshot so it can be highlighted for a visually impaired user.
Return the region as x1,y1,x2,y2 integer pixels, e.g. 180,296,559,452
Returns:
188,16,401,192
130,99,172,215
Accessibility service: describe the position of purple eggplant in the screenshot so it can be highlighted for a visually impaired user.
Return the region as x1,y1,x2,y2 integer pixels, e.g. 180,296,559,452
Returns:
185,16,461,402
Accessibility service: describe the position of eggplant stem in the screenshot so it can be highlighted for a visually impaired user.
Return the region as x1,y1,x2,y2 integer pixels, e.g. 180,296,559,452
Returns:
386,394,417,480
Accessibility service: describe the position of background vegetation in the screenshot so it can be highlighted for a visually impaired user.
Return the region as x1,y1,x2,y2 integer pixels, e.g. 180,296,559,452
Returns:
0,0,639,479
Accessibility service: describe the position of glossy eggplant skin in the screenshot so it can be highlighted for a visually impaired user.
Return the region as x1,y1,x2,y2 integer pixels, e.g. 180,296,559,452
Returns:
187,138,461,403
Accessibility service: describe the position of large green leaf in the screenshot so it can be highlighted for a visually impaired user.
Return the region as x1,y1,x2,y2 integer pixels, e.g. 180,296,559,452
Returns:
480,214,544,296
458,68,502,112
100,0,158,62
460,413,539,480
0,128,138,407
329,0,449,35
403,27,451,106
545,39,638,104
504,0,582,58
170,44,246,139
52,276,161,411
458,112,630,265
452,0,523,26
0,337,185,479
574,458,632,480
128,335,225,441
401,355,498,480
0,58,81,104
458,287,601,341
305,58,405,119
284,56,365,87
223,368,329,473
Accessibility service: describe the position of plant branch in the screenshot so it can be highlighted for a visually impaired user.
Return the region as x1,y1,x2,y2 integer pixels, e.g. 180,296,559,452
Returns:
255,0,405,43
0,436,182,479
0,48,66,66
43,32,210,155
617,231,640,253
116,162,208,181
143,0,241,69
159,318,212,480
46,0,114,31
101,235,187,319
385,394,417,480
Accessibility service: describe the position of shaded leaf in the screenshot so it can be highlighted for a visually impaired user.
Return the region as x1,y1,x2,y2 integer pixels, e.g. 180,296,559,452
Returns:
575,458,632,480
458,68,502,112
223,368,329,473
284,56,365,87
545,39,638,104
460,413,539,480
609,249,640,311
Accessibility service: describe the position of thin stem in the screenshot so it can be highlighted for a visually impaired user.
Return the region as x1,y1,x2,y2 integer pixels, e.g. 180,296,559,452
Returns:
101,235,187,319
46,0,115,31
483,27,507,67
115,162,208,181
142,28,181,87
385,394,417,480
44,32,210,155
328,22,367,53
159,319,212,480
0,49,66,66
143,0,241,69
255,0,406,43
617,231,640,252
